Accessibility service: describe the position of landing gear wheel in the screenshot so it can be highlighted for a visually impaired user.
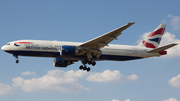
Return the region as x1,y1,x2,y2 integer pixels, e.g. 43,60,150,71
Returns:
87,67,91,72
92,61,96,66
13,54,19,64
79,65,83,70
83,67,87,71
16,60,19,63
88,61,92,65
80,60,94,72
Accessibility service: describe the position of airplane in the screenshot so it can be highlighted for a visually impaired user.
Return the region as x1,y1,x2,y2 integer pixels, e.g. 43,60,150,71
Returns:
1,22,178,72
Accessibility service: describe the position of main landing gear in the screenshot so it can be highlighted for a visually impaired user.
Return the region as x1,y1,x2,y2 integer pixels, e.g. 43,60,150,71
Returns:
79,59,96,72
13,54,19,63
79,65,91,72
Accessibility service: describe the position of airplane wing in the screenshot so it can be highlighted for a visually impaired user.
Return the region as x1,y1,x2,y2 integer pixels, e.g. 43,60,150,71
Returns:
78,22,135,58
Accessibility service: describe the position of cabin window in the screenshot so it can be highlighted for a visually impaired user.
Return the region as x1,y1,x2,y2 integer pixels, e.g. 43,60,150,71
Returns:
6,43,10,45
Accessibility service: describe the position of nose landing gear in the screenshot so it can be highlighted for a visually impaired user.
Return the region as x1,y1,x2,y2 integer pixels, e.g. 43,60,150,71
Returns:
13,54,19,63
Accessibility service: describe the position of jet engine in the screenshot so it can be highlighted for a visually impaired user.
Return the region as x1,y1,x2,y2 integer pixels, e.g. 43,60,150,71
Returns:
54,58,73,67
61,45,79,56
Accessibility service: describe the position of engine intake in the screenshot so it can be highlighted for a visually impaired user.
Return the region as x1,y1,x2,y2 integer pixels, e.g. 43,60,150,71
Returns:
61,45,78,56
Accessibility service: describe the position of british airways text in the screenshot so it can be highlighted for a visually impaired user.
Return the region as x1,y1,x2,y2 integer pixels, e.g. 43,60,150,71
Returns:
25,46,57,50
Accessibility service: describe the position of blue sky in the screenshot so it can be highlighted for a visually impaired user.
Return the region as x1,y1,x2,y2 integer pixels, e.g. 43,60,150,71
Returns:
0,1,180,101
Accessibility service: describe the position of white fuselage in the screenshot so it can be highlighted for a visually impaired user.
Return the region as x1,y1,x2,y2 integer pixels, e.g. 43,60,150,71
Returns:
1,40,160,61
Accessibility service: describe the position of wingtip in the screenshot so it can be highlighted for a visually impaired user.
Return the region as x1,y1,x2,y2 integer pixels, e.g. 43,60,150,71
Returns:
173,43,178,46
128,22,136,25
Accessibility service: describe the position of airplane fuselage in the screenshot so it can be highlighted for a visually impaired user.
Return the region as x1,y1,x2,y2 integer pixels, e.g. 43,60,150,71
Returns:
1,40,160,61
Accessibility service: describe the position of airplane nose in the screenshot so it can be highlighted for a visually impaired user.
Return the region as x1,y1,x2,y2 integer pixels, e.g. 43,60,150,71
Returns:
1,45,5,51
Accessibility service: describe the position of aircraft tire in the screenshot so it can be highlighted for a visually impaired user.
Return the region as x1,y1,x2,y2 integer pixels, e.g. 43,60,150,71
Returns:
88,61,92,65
87,67,91,72
16,60,19,63
79,65,83,70
83,67,87,71
92,61,96,66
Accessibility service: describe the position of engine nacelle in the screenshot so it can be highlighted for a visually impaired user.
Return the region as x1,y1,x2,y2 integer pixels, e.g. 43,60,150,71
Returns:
53,58,73,67
61,45,78,56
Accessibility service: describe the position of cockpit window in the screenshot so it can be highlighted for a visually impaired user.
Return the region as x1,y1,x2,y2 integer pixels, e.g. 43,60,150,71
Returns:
6,43,10,45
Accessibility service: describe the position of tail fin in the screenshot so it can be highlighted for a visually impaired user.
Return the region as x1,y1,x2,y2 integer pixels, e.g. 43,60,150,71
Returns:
138,24,166,48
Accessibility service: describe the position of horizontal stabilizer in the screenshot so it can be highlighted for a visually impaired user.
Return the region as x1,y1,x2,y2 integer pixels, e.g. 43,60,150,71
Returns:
147,43,178,53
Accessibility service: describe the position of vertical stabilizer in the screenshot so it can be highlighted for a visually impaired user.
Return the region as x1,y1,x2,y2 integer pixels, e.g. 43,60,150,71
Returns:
138,24,166,48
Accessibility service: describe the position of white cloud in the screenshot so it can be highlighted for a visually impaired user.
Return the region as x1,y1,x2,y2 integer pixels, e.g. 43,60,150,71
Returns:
0,83,14,95
12,69,89,93
127,74,138,81
125,99,131,101
21,71,36,76
168,74,180,88
168,14,180,29
137,32,180,58
0,69,138,95
11,77,24,88
163,98,177,101
137,32,150,44
110,99,130,101
110,99,119,101
86,70,138,83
